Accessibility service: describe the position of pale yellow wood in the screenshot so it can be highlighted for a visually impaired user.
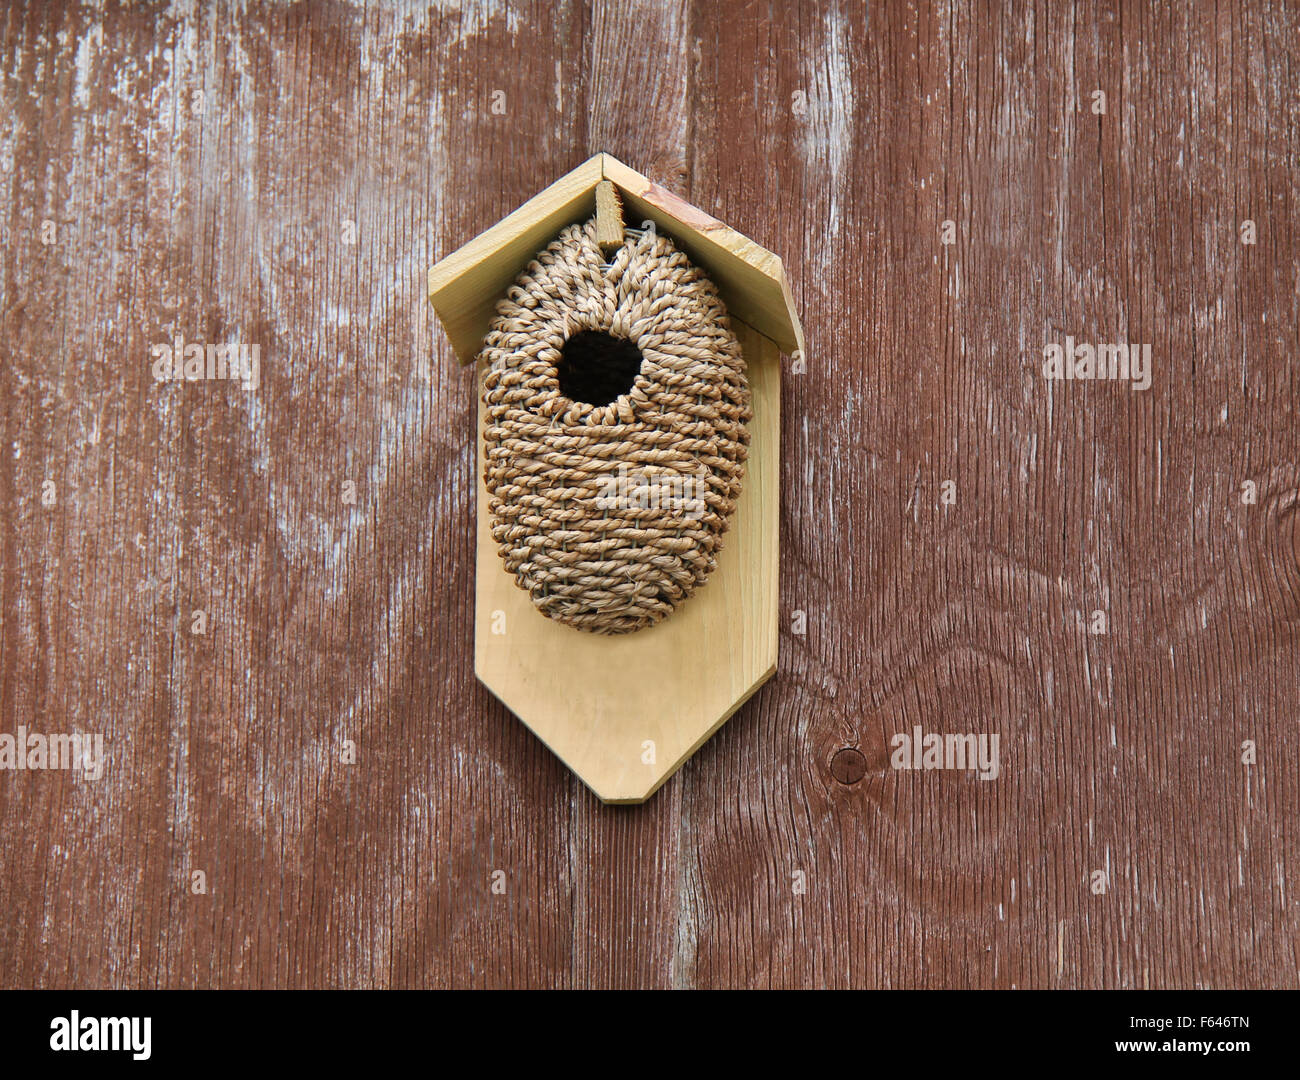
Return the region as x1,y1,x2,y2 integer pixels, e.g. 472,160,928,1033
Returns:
599,153,805,358
594,179,624,252
427,154,604,363
428,153,805,365
474,320,780,803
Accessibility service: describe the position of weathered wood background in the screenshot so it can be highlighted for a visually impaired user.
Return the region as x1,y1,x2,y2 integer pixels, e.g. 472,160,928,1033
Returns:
1,0,1297,989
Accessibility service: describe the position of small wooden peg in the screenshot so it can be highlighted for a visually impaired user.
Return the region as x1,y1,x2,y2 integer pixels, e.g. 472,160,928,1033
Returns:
595,180,624,254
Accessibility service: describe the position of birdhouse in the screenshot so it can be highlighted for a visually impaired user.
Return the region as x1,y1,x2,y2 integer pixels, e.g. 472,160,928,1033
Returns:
428,153,803,803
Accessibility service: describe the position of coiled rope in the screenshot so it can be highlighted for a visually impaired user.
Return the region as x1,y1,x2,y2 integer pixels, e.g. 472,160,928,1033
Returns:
480,214,751,634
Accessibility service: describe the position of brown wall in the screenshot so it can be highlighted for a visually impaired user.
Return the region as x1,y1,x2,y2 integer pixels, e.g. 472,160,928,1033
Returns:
0,0,1296,989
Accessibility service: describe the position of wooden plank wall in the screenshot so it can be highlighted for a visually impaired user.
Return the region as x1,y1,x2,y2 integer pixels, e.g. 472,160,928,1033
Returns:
0,0,1296,989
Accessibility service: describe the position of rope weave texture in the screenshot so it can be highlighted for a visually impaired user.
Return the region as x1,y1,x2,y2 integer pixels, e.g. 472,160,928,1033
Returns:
480,215,751,634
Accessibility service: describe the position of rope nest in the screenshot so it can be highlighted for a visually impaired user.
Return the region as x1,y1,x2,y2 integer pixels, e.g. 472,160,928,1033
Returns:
480,215,751,634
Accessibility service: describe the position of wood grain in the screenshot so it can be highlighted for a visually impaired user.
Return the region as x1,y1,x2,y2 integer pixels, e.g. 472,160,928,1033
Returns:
1,0,1297,990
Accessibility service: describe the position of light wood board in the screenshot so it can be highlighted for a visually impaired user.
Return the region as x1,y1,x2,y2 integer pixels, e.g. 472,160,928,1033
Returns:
474,320,781,803
599,154,806,358
427,154,604,363
429,153,804,365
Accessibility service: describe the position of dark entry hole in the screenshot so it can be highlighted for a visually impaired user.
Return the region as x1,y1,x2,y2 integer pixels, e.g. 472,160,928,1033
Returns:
556,330,643,406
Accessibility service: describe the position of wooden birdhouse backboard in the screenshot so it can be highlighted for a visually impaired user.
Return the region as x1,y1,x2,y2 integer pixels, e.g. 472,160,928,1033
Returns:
428,154,802,802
